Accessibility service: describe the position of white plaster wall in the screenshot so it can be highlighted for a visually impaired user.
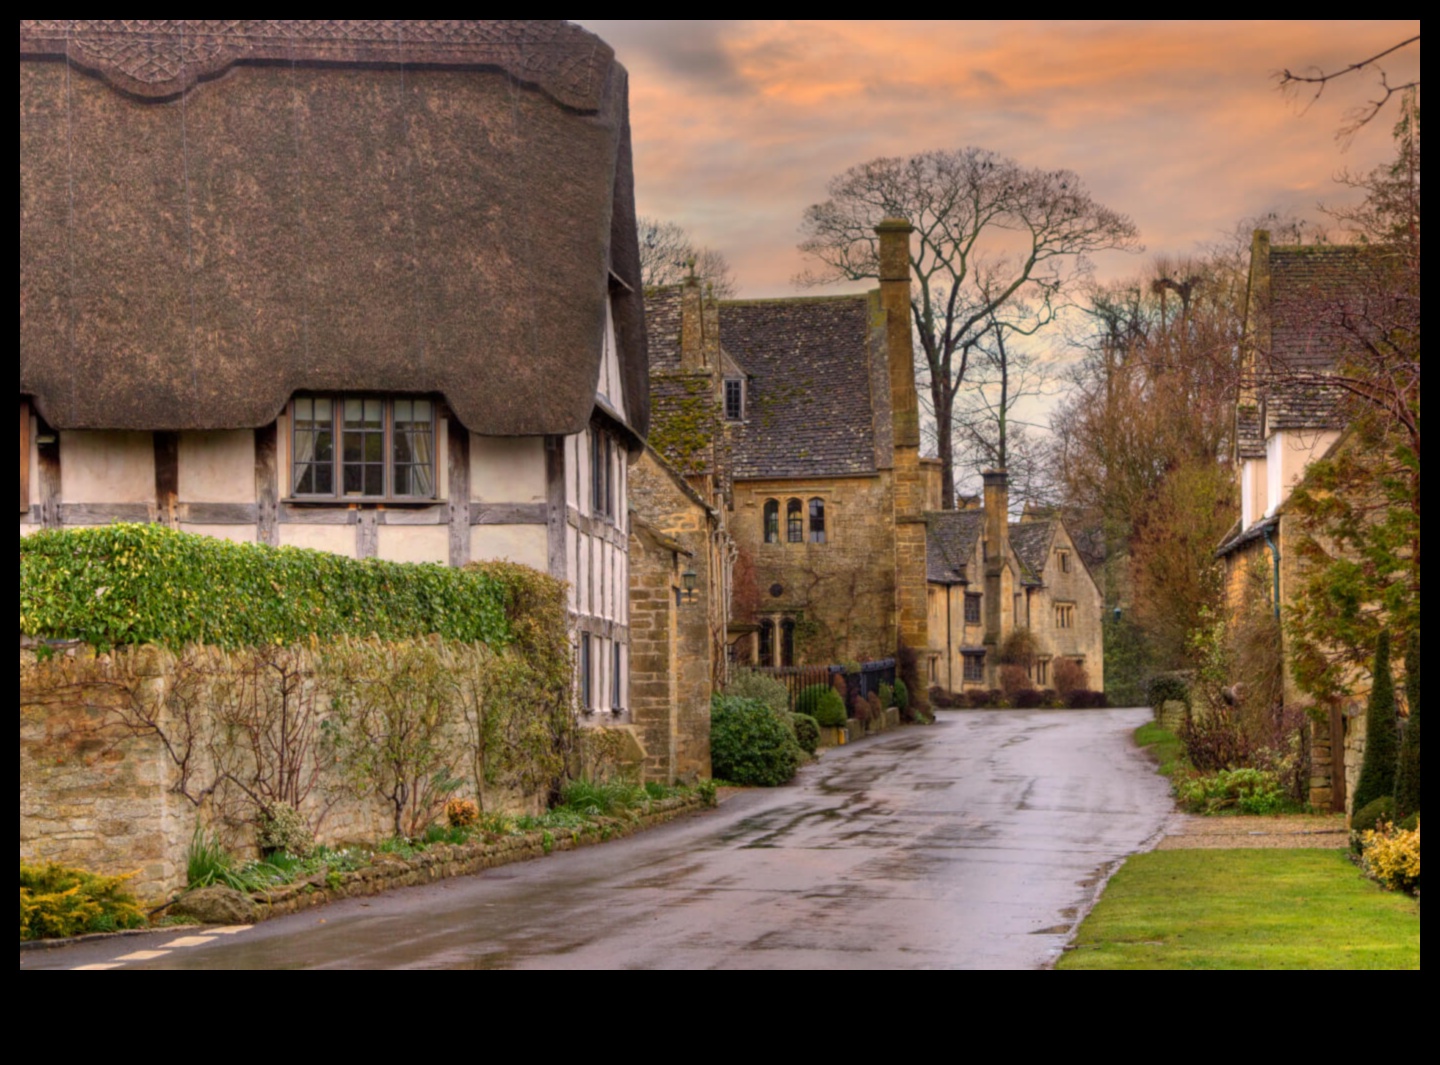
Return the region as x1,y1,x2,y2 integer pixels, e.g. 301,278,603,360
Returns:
1241,458,1266,529
470,525,547,571
470,435,545,504
62,431,155,504
566,435,580,510
565,524,579,611
1266,430,1340,516
178,430,256,503
377,525,448,565
179,523,257,544
279,524,357,557
597,299,627,423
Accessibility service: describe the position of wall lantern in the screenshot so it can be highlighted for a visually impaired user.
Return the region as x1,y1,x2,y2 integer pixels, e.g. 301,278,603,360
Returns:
677,567,699,606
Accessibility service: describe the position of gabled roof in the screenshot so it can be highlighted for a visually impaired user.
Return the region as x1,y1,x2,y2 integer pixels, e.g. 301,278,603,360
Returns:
722,295,880,479
926,510,985,584
1008,521,1055,585
19,20,648,439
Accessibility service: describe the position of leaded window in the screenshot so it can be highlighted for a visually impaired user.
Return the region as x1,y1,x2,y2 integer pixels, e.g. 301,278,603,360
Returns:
291,396,435,500
809,498,826,543
764,499,780,544
963,652,985,683
724,378,744,422
964,593,982,625
786,498,803,543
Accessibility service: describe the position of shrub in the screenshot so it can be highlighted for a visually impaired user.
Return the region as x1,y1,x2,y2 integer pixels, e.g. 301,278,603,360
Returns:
1360,820,1420,893
710,695,801,786
893,678,910,715
1351,796,1396,836
790,713,820,755
867,691,882,718
1180,707,1252,771
445,798,480,829
20,863,147,941
851,691,872,723
1012,688,1044,709
1053,657,1090,699
257,802,314,857
878,681,894,709
797,684,846,727
928,686,957,708
1148,673,1190,711
1067,689,1108,709
1177,767,1288,815
1352,631,1399,814
1394,629,1420,820
998,629,1038,670
965,689,1003,709
1039,688,1061,708
897,640,926,717
999,664,1032,700
724,669,791,717
19,523,510,652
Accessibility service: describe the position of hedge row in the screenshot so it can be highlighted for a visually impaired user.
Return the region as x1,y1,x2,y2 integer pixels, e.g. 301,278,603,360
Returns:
20,524,511,651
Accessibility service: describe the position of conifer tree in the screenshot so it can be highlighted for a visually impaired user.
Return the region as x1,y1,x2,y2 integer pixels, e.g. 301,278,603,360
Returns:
1394,629,1421,820
1351,630,1399,815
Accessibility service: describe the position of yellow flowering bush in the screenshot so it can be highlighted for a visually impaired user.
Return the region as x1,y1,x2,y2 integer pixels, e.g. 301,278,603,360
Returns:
445,798,480,829
1360,820,1420,894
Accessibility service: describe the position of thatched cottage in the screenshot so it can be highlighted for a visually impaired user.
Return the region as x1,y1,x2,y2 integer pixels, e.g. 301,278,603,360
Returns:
19,20,647,711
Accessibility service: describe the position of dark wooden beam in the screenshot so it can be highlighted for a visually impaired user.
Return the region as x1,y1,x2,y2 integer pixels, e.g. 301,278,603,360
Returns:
447,419,470,567
255,423,279,546
153,431,179,527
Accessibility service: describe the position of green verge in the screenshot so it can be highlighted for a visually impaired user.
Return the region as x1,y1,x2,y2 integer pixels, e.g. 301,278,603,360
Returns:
1058,850,1420,970
1134,721,1188,778
20,523,510,651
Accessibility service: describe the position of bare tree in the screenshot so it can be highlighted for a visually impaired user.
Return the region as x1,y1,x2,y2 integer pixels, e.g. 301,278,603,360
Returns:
1277,34,1420,141
797,148,1140,509
638,216,738,298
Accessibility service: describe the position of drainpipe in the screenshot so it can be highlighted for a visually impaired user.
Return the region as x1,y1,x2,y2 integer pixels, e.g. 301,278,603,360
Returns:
1263,525,1281,620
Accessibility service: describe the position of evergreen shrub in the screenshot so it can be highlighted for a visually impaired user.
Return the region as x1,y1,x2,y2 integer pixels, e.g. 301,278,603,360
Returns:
20,524,510,651
1352,631,1399,814
893,678,910,714
724,669,791,716
790,713,820,755
20,863,147,941
797,684,846,727
710,695,801,786
1148,673,1190,711
1351,796,1397,836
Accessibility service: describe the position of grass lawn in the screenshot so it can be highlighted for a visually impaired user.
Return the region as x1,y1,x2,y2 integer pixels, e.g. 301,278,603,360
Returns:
1058,849,1420,970
1134,721,1187,777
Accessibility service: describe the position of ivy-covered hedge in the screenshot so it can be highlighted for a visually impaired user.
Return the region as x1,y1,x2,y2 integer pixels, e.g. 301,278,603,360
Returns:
20,524,510,651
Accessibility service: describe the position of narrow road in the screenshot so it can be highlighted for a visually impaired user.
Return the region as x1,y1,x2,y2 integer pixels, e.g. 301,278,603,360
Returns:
23,707,1172,970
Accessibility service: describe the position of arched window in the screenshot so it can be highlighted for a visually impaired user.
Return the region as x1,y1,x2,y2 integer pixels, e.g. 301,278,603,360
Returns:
808,497,826,543
758,619,775,667
786,498,803,542
781,618,796,667
763,499,779,544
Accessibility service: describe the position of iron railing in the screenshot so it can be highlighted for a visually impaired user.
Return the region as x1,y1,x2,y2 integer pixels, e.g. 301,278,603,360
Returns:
749,658,897,712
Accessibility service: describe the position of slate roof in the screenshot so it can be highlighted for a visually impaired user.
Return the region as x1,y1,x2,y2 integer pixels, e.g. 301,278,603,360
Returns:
722,296,880,480
1235,404,1266,460
1256,245,1374,434
1008,521,1055,585
646,287,685,374
19,21,649,438
925,510,984,584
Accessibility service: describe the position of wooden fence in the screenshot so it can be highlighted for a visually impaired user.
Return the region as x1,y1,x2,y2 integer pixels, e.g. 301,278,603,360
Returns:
750,658,897,712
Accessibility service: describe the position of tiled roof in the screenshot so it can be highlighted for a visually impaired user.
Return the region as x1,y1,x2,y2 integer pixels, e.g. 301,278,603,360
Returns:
926,510,984,584
1008,521,1055,584
645,287,684,373
1260,245,1373,433
1236,403,1266,460
723,296,879,479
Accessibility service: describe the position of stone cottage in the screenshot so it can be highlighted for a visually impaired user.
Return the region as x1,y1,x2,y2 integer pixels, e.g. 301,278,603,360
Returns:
925,472,1104,694
644,221,929,671
18,20,647,711
1216,230,1379,811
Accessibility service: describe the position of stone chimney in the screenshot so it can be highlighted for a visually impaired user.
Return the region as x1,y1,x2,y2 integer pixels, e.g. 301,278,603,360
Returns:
877,217,928,665
680,274,705,371
982,468,1009,650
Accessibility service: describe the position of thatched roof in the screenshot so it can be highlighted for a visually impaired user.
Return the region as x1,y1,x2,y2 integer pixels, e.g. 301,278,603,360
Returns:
19,20,648,439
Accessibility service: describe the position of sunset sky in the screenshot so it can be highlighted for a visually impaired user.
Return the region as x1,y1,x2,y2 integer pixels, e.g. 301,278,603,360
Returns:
573,20,1420,298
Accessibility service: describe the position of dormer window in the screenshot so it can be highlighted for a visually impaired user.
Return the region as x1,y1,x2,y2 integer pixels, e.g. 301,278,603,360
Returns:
724,378,745,422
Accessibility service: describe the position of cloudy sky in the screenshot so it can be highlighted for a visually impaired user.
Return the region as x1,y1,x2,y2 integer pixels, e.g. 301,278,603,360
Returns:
573,20,1420,298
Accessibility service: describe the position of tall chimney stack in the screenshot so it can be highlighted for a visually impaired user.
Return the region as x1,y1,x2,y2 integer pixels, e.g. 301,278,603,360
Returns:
982,468,1009,657
877,218,929,669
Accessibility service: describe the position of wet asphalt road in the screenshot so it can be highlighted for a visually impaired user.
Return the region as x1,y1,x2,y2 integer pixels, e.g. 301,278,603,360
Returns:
23,707,1172,970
